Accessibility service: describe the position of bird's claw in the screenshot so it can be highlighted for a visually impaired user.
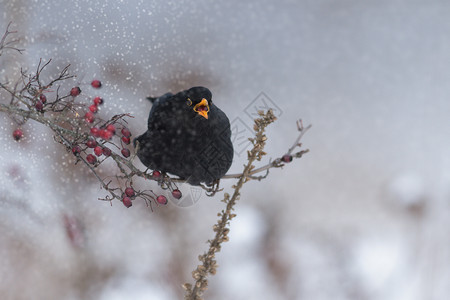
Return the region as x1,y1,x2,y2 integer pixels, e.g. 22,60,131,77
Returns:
200,179,223,197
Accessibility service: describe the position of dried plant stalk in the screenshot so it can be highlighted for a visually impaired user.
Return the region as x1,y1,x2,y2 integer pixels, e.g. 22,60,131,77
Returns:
184,110,311,299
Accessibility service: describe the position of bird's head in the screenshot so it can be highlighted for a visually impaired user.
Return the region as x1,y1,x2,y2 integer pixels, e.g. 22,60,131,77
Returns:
185,86,212,120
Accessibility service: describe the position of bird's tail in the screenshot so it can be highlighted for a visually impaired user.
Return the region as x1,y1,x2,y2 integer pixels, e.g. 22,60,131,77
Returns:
146,92,173,104
146,97,157,103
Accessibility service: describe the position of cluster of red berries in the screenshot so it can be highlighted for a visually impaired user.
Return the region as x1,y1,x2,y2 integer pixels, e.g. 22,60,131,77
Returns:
13,92,49,140
83,135,113,165
70,79,100,96
119,170,181,208
35,93,47,112
121,184,168,208
151,170,182,200
69,81,101,123
120,127,132,158
122,187,135,208
12,80,102,142
151,170,182,201
84,96,103,123
78,123,133,163
150,170,170,204
67,79,133,163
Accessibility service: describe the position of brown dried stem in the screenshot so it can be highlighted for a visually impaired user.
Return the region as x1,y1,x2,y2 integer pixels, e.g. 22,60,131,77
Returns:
183,109,279,300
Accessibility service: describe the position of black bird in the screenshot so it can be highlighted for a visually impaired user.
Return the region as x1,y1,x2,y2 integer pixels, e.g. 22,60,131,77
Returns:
134,86,234,185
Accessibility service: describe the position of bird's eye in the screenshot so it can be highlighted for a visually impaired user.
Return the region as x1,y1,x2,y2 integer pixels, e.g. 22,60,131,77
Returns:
186,98,192,106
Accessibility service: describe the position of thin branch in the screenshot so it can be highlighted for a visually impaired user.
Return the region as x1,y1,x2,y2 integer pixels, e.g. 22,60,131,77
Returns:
287,120,311,155
0,22,25,54
222,121,312,179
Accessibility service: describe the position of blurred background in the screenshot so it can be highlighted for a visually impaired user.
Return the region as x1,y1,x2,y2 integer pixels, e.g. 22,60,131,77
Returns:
1,0,449,299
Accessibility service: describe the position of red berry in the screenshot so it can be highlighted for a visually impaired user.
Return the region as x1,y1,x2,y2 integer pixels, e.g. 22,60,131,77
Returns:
35,100,44,111
102,147,112,156
172,189,182,199
70,87,81,97
125,187,135,197
281,154,293,163
152,170,161,179
12,129,23,141
100,129,113,140
94,146,103,156
121,127,131,137
121,148,130,158
86,154,97,164
122,196,132,208
91,79,102,88
121,136,131,145
106,124,116,134
90,127,100,137
84,112,95,123
86,138,97,148
93,96,103,105
72,145,82,155
156,195,167,205
89,104,98,113
39,94,47,104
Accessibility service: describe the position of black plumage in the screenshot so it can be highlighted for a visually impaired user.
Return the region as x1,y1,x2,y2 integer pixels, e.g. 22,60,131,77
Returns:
134,86,234,185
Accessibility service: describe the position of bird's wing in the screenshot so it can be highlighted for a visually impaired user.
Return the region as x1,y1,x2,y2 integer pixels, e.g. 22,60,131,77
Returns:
146,92,176,130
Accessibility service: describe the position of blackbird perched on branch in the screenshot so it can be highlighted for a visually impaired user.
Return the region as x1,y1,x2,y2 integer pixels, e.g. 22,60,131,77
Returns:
134,87,234,185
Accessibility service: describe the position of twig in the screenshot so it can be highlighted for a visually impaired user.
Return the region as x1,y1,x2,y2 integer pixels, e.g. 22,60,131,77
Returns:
287,120,311,155
0,22,25,55
222,121,312,179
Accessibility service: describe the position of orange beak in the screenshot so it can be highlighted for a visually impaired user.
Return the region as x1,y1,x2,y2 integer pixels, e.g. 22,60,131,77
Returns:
193,98,209,119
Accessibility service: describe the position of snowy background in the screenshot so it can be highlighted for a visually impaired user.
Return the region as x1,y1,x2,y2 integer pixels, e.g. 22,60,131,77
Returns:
1,0,450,299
